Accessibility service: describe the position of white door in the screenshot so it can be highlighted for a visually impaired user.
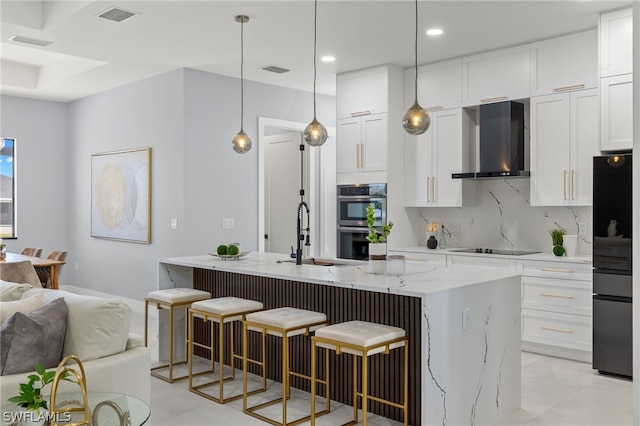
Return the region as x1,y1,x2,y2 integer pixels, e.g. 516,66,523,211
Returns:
264,132,307,255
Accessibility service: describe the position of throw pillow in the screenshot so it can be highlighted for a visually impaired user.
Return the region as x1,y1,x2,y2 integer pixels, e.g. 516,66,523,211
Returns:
0,298,68,375
0,280,34,302
22,289,131,362
0,293,43,323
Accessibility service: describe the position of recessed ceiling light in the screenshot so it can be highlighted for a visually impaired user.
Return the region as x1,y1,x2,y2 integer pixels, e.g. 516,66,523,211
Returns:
426,28,443,36
321,56,336,63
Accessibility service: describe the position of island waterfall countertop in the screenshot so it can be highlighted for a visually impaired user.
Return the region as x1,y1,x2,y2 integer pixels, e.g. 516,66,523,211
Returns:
158,251,520,297
157,252,522,425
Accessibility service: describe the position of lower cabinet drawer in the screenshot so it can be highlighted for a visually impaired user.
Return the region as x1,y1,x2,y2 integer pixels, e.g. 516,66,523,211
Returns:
522,276,592,316
522,308,592,352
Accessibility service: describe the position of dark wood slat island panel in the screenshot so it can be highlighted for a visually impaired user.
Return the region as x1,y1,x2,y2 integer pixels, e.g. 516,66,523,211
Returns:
193,268,421,425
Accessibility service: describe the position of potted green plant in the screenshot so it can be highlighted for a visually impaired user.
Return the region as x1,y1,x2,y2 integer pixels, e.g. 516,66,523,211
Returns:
7,363,72,424
365,204,393,274
549,227,566,256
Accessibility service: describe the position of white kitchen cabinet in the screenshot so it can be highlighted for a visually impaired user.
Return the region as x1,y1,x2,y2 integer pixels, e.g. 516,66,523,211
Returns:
599,7,633,78
445,254,521,273
462,44,531,106
530,30,598,96
336,65,404,185
521,260,593,362
406,58,462,111
336,66,389,119
336,113,387,174
388,250,445,267
530,88,599,206
600,73,633,152
404,108,473,207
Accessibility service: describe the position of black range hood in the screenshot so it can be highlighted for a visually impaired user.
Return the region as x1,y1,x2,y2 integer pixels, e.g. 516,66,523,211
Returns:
452,101,528,179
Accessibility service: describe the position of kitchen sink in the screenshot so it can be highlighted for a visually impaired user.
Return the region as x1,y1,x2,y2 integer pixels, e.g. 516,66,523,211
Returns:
276,258,352,267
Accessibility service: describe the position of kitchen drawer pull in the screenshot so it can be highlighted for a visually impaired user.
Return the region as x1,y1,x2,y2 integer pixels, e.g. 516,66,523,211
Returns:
563,170,567,200
540,268,574,273
432,176,436,202
480,96,508,103
356,144,361,168
571,169,575,201
360,143,365,169
350,110,371,117
540,292,573,299
553,84,586,92
425,105,443,112
426,177,431,202
540,325,573,334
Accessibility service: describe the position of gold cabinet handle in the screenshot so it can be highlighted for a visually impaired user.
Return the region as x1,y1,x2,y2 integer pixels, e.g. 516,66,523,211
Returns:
571,169,575,201
563,170,567,200
426,177,431,202
426,105,443,112
540,325,573,333
480,96,508,103
356,144,361,168
360,143,365,169
540,292,574,299
350,110,371,117
540,268,574,273
553,84,586,92
432,176,436,203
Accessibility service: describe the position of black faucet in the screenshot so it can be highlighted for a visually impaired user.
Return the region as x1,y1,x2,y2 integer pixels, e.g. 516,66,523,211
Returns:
296,201,310,265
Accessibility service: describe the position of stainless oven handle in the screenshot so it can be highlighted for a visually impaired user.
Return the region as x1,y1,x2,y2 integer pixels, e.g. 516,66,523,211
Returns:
337,226,371,232
337,196,387,201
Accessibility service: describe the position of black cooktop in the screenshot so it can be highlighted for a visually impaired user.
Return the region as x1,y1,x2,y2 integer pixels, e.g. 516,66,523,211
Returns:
451,248,541,256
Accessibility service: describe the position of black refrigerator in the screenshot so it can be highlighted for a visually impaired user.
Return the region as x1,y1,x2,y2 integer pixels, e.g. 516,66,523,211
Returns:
592,154,632,378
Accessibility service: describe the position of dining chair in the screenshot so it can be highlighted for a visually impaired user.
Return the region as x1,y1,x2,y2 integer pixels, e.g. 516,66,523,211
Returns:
0,260,42,288
21,247,42,257
36,250,67,288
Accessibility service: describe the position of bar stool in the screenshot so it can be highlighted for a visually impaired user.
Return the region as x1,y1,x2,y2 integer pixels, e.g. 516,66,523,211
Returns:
310,320,409,426
243,307,330,426
188,297,266,403
144,288,211,382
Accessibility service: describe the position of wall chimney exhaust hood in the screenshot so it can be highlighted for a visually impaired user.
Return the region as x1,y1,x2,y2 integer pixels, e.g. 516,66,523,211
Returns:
452,101,528,179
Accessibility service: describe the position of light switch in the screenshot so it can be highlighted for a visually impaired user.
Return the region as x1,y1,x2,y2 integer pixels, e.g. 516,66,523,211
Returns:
223,218,235,229
171,218,178,230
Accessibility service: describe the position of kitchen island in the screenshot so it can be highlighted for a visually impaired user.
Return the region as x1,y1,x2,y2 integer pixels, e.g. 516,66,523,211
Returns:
157,252,521,425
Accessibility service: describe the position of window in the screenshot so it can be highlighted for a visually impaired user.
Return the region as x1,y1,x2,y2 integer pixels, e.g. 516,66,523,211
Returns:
0,138,15,238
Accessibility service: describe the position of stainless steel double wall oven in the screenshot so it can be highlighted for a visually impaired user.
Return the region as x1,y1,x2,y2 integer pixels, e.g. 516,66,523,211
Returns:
337,183,387,260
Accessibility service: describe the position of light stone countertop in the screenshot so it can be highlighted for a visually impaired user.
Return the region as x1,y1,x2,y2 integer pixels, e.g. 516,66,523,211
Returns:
390,246,593,264
158,251,518,299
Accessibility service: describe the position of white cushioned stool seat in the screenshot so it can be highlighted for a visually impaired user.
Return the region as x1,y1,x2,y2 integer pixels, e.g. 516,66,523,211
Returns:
191,297,263,324
315,320,406,356
147,288,211,304
245,307,327,337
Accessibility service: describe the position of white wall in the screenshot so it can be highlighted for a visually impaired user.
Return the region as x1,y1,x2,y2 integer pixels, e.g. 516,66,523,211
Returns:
2,67,334,301
1,96,69,258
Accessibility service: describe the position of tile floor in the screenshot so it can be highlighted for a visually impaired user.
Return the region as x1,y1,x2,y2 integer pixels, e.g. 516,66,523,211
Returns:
133,311,633,425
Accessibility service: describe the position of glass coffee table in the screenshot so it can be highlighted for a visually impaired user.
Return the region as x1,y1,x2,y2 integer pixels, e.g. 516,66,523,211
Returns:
2,392,149,426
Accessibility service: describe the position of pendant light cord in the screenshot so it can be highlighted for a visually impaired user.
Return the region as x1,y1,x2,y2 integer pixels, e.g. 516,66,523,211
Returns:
413,0,418,103
240,18,245,131
313,0,318,118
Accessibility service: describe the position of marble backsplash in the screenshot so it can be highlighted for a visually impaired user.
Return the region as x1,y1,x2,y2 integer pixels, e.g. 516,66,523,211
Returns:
406,178,592,256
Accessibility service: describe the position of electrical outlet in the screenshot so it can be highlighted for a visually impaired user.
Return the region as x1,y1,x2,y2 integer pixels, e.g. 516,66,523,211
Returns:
452,219,460,233
579,222,587,237
171,218,178,230
222,218,235,229
462,308,471,331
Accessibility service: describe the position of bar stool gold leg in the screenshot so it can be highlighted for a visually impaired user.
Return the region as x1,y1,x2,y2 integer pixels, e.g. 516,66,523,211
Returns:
353,353,358,424
362,353,368,426
188,309,194,389
242,322,248,412
144,300,149,347
404,341,409,426
168,306,174,382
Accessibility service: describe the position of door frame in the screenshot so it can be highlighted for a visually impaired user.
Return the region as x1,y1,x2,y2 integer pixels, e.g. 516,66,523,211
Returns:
258,117,336,256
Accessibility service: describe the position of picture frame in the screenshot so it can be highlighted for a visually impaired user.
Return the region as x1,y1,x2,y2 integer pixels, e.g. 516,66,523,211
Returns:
91,147,151,243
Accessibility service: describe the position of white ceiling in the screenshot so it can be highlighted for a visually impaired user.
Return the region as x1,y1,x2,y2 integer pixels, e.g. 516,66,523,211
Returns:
0,0,632,102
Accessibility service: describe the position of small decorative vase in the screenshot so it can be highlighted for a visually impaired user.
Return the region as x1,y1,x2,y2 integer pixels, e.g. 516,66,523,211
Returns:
563,234,578,257
368,243,387,274
427,235,438,250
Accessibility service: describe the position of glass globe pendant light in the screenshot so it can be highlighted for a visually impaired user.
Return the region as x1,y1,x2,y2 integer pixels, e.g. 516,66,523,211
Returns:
303,0,328,147
402,0,430,136
232,15,252,154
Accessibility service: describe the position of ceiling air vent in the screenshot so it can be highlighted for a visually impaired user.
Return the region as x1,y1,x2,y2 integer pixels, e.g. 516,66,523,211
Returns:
9,35,52,47
262,65,291,74
98,7,137,22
